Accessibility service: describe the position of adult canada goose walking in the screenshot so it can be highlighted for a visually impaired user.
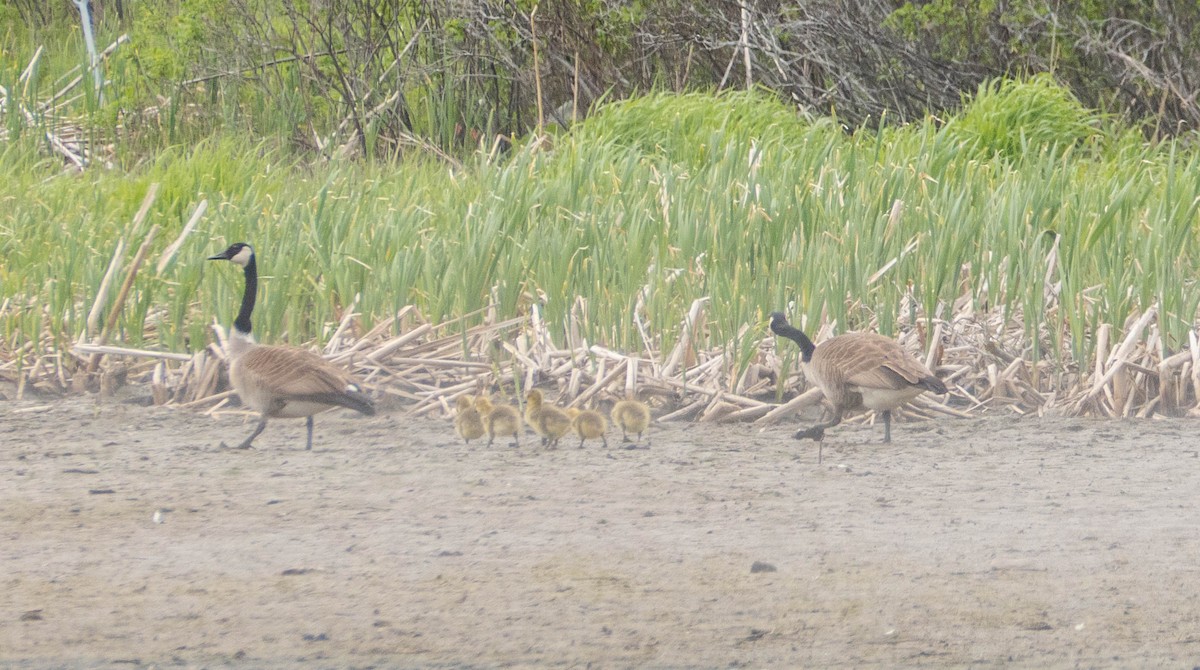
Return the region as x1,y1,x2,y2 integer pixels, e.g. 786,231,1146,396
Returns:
770,311,946,461
208,242,375,450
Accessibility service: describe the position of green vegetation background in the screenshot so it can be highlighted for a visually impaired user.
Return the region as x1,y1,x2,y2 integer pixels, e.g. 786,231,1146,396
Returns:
2,2,1199,388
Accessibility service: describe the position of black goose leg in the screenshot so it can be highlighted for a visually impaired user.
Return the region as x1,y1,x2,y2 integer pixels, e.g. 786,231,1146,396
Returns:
306,416,315,450
794,410,842,464
882,410,892,443
237,415,268,449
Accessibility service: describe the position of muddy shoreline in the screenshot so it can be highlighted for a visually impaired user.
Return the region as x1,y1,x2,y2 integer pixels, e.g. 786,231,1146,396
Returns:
3,397,1199,668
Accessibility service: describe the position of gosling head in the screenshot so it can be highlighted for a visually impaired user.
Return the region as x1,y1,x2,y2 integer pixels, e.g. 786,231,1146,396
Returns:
208,242,255,267
526,389,543,408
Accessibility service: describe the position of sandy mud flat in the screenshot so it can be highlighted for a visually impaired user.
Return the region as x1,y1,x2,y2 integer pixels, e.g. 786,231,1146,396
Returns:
3,397,1200,668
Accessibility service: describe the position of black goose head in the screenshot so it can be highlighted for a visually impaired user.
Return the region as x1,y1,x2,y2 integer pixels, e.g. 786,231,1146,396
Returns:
769,311,786,329
207,242,255,267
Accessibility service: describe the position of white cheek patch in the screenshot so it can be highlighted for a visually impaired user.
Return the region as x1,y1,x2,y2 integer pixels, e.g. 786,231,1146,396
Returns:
231,246,254,266
346,384,361,393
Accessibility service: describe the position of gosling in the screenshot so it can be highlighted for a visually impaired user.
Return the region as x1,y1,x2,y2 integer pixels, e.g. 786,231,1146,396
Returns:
525,389,572,448
454,395,485,445
476,396,521,448
569,408,609,449
611,399,651,444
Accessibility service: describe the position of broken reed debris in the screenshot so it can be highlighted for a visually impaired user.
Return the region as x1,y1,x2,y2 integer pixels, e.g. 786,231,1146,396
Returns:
0,286,1189,427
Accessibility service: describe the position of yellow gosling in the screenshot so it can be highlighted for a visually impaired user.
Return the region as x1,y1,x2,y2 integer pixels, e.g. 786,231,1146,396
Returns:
454,395,485,445
476,396,521,448
611,399,651,443
524,389,548,445
526,389,571,448
571,408,609,449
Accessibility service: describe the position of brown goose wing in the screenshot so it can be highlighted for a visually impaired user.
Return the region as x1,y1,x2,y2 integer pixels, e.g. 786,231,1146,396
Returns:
241,345,375,414
822,334,939,391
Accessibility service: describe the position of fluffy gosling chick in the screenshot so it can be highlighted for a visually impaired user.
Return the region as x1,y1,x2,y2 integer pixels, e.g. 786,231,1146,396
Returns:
525,389,571,448
454,395,485,445
570,408,609,449
476,396,521,448
611,399,651,443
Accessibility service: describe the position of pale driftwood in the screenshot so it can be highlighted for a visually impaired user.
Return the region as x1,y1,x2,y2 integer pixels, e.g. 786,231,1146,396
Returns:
175,389,236,409
365,323,433,363
657,396,707,422
661,297,709,377
83,238,126,344
571,360,628,408
923,321,944,372
1191,330,1200,406
1074,305,1158,412
720,403,775,422
911,396,973,419
753,387,824,426
652,376,765,408
18,46,44,85
701,397,738,422
88,223,160,373
12,404,53,414
73,344,193,362
324,295,360,356
152,361,169,405
382,357,492,370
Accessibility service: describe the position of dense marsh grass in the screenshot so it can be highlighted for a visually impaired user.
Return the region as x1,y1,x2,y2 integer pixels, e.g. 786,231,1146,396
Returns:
3,89,1200,402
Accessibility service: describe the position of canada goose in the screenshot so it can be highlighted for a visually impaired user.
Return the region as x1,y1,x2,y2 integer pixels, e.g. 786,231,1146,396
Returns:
454,395,485,444
525,389,572,448
769,311,946,460
611,399,651,443
475,396,521,448
569,408,609,449
207,242,375,450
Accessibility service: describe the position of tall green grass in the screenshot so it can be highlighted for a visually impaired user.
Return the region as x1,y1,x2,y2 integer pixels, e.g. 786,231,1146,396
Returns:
3,88,1200,393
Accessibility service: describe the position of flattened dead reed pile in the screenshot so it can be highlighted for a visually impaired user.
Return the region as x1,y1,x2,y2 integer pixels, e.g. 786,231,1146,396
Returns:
0,287,1189,425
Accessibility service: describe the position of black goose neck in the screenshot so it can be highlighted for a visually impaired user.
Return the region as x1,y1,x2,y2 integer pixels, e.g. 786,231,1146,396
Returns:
772,320,816,362
234,253,257,336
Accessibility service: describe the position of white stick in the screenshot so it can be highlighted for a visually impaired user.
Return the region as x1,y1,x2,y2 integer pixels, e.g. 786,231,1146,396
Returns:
753,388,824,426
83,239,126,343
73,343,192,362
